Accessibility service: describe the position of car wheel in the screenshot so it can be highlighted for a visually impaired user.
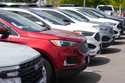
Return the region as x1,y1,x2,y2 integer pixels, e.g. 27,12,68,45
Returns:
38,58,54,83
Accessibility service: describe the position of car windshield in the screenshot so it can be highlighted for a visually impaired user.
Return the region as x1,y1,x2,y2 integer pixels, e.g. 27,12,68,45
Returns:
89,9,105,18
0,11,47,32
31,10,68,25
60,10,89,22
78,9,97,18
98,6,112,11
92,9,106,17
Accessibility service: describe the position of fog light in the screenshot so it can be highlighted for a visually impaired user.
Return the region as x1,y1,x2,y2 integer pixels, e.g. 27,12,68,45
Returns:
0,78,21,83
64,60,76,66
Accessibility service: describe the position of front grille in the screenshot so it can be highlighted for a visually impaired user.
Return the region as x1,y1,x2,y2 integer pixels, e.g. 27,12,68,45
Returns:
19,56,43,83
102,36,110,41
88,43,96,49
117,22,123,30
109,28,114,34
94,33,100,41
114,30,118,34
66,57,80,65
79,42,89,54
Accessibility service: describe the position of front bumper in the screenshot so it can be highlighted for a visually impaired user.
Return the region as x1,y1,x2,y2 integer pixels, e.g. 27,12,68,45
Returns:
114,30,121,38
88,44,100,57
56,56,89,78
0,77,43,83
100,35,113,48
0,78,21,83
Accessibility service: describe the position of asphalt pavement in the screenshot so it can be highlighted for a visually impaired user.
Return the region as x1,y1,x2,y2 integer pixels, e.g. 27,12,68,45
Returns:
58,34,125,83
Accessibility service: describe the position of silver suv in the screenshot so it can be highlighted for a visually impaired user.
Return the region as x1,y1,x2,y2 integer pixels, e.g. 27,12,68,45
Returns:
0,42,45,83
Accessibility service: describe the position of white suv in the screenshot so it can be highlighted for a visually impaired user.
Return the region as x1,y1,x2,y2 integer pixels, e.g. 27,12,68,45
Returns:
0,42,45,83
59,7,120,39
96,5,114,15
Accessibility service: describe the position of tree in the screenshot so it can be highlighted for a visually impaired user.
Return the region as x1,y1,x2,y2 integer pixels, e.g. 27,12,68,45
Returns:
61,0,84,6
86,0,111,7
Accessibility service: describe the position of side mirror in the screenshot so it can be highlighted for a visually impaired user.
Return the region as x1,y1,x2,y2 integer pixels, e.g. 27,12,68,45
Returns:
35,21,50,30
63,19,71,25
0,28,9,39
35,21,46,27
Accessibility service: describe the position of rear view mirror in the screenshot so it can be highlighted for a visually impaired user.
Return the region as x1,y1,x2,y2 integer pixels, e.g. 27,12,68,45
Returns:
0,27,9,39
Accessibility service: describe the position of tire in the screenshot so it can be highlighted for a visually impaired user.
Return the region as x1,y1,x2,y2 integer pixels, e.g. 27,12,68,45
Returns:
38,58,54,83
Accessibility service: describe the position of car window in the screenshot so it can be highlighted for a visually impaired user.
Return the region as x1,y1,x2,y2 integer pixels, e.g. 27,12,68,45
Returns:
0,12,48,32
0,22,18,35
98,6,113,11
61,10,89,22
13,11,42,22
12,11,48,27
31,10,69,25
42,10,74,23
78,9,97,18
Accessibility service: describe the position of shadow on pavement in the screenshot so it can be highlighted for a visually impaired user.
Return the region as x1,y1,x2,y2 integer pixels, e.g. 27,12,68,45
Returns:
116,36,125,40
112,41,125,45
89,57,110,67
101,48,121,54
58,72,101,83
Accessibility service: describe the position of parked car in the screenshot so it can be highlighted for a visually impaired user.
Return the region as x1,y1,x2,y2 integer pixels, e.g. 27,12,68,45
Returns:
0,41,45,83
56,8,114,47
31,8,114,49
62,7,121,39
96,5,115,15
82,7,125,34
1,8,101,57
0,10,89,80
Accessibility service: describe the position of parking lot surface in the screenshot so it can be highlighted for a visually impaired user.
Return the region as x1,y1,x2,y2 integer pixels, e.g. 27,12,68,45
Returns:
58,34,125,83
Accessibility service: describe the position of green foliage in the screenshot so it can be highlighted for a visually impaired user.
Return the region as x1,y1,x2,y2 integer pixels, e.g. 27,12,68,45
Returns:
2,0,125,8
60,0,84,6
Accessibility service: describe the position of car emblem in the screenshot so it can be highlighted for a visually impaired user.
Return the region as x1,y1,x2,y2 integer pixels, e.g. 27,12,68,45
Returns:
34,64,39,70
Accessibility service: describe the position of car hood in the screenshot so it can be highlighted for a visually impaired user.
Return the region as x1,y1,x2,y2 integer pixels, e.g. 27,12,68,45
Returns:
98,18,119,24
0,42,40,67
105,16,123,22
27,29,85,43
70,23,99,32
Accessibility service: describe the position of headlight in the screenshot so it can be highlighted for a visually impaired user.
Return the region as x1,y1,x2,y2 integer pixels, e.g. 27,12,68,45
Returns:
0,78,21,83
0,66,19,78
0,66,19,72
74,31,94,36
50,40,78,47
73,31,83,36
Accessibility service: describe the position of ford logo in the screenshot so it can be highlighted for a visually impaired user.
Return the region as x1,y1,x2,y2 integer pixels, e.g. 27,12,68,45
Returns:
34,64,39,70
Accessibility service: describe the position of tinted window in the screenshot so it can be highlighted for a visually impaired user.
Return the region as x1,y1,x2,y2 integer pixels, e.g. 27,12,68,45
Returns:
13,11,42,22
42,10,74,23
61,10,89,22
31,10,69,25
98,6,112,11
12,11,47,27
0,12,47,32
0,22,17,35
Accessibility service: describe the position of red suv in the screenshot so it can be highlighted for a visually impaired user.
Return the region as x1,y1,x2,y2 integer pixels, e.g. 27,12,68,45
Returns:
0,11,89,82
